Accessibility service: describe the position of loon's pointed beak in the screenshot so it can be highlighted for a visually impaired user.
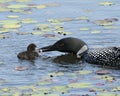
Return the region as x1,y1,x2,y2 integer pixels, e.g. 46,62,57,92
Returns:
39,45,54,52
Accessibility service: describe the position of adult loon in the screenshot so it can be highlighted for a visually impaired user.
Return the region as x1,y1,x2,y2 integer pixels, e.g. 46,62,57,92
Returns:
39,37,120,67
17,43,39,60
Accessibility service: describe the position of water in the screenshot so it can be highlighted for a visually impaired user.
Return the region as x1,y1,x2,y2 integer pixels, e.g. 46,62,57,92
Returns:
0,0,120,95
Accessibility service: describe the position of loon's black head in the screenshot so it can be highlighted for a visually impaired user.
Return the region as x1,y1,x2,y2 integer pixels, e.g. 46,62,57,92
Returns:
40,37,88,57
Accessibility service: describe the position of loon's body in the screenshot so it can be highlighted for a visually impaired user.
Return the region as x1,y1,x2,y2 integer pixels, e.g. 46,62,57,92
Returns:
40,37,120,66
84,47,120,66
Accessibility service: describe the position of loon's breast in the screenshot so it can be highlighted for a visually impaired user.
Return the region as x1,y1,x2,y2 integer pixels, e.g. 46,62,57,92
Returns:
84,47,120,66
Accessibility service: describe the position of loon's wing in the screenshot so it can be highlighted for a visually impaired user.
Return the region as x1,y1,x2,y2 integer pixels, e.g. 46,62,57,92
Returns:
85,47,120,66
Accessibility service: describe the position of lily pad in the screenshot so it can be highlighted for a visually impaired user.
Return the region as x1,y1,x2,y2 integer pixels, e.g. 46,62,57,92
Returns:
78,70,92,75
7,4,28,9
68,82,93,88
15,66,29,71
22,18,37,24
36,5,47,9
79,27,90,31
99,2,115,6
3,24,21,29
0,0,13,3
7,15,20,18
16,0,31,2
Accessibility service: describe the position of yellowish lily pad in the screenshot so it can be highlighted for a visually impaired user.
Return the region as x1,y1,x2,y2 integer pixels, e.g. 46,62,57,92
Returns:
22,18,37,24
80,27,90,31
16,0,31,2
0,28,9,33
68,82,93,88
48,72,64,77
3,24,21,29
7,4,28,9
91,30,101,34
78,70,92,75
7,15,20,18
0,0,13,3
31,31,45,35
36,5,47,9
98,93,116,96
99,2,115,6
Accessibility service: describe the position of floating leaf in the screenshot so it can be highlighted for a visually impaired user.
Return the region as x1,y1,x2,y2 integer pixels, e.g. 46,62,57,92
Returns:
93,20,114,26
16,32,29,35
79,27,90,31
7,4,28,9
0,34,10,39
54,31,72,35
91,30,101,34
31,31,45,35
104,26,117,29
3,24,21,29
7,15,20,18
22,18,37,24
0,20,20,25
52,86,68,93
35,24,50,31
16,0,31,2
98,93,116,96
0,28,9,33
48,72,64,77
0,0,13,3
68,82,93,88
76,16,89,20
96,70,110,75
78,70,92,75
48,19,62,24
36,5,47,9
54,26,64,31
0,62,3,64
59,18,74,22
15,66,29,71
45,2,60,7
99,2,115,6
0,7,10,12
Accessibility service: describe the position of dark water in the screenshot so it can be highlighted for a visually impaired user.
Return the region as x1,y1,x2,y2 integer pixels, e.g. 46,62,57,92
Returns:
0,0,120,95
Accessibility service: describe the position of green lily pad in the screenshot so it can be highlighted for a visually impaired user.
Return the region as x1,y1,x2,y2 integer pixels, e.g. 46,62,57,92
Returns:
99,2,115,6
7,4,28,9
78,70,92,75
0,0,13,3
16,0,31,2
36,5,47,9
22,18,37,24
79,27,90,31
3,24,21,29
68,82,93,88
7,15,20,19
31,31,45,35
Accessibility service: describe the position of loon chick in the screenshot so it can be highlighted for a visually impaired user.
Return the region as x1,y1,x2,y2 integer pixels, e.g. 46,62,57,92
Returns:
17,43,39,60
39,37,120,66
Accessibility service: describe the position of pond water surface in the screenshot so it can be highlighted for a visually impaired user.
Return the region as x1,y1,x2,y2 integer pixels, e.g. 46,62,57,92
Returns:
0,0,120,95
